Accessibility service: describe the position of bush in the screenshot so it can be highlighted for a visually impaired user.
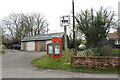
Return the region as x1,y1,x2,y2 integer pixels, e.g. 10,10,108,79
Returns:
68,39,81,50
91,48,101,56
100,46,114,56
99,46,120,56
77,46,120,57
113,49,120,57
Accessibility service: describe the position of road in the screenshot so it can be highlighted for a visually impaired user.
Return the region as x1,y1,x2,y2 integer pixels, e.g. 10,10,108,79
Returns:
2,49,120,78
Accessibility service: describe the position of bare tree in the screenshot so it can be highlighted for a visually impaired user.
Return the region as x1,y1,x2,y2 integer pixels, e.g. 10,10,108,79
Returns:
2,12,49,44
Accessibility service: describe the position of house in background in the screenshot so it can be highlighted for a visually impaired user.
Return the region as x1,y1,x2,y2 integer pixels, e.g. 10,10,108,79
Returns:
21,32,64,51
106,1,120,48
107,28,120,48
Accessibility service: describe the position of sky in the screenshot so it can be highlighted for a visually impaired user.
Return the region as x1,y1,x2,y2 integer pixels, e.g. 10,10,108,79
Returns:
0,0,120,34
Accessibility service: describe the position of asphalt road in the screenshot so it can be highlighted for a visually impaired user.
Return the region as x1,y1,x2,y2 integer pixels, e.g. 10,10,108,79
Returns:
2,49,120,78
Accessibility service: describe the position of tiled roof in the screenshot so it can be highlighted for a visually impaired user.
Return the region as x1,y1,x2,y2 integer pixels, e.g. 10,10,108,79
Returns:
107,32,120,39
21,32,64,42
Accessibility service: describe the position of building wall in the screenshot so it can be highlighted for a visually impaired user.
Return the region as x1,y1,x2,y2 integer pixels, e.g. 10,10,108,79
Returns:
21,40,52,51
21,42,27,50
39,41,46,51
26,41,35,51
35,41,38,51
46,40,52,45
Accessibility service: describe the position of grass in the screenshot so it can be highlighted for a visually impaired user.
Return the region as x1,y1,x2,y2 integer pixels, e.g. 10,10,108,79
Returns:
0,50,4,54
113,49,120,57
32,49,74,69
32,49,119,74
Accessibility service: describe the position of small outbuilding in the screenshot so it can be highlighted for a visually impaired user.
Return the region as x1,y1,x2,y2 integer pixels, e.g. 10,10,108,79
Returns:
21,32,64,51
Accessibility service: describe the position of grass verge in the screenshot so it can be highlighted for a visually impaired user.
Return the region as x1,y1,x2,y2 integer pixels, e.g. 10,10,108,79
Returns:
32,49,119,74
0,50,4,54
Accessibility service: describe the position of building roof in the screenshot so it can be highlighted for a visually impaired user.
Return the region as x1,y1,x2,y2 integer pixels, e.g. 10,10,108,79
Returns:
21,32,64,42
107,32,120,39
107,28,120,39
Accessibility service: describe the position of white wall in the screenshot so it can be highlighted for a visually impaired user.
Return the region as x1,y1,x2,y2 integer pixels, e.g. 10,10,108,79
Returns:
21,42,24,50
26,41,35,51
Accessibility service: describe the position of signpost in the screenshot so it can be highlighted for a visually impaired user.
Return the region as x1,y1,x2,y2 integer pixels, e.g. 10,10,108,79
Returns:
60,15,70,63
60,15,70,27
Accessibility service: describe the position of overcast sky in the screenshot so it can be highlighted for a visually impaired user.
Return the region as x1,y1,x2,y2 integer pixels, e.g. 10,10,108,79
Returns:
0,0,120,33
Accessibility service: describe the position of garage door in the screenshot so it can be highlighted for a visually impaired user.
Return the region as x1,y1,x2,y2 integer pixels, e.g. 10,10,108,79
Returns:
27,42,35,51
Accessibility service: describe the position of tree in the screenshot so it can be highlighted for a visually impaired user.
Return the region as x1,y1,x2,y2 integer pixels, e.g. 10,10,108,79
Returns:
68,28,84,50
75,7,115,49
2,12,49,44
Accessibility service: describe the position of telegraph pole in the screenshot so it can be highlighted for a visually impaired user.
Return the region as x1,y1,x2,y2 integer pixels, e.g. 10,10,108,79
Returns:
72,0,76,55
64,25,68,63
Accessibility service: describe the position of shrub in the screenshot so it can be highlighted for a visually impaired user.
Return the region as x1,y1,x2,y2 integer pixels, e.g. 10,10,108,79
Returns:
113,49,120,57
68,39,81,50
77,46,120,57
100,46,114,56
91,48,101,56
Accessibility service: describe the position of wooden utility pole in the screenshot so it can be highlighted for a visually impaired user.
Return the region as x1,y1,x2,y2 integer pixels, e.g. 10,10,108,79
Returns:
60,15,70,63
64,25,68,63
72,0,77,55
62,16,68,63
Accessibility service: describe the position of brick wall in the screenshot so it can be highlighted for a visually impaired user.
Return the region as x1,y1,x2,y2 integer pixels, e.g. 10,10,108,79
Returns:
71,56,120,69
35,41,38,51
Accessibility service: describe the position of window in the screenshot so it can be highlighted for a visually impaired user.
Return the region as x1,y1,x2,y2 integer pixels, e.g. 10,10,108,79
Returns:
115,40,120,45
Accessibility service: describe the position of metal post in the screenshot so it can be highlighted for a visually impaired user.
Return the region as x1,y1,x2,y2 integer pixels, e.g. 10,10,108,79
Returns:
72,0,76,55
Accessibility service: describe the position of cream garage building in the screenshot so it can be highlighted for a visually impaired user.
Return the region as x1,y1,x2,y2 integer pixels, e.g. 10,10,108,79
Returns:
21,32,64,51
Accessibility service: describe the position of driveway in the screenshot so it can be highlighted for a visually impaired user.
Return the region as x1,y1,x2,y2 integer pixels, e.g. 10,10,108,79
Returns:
2,49,120,78
2,49,46,70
